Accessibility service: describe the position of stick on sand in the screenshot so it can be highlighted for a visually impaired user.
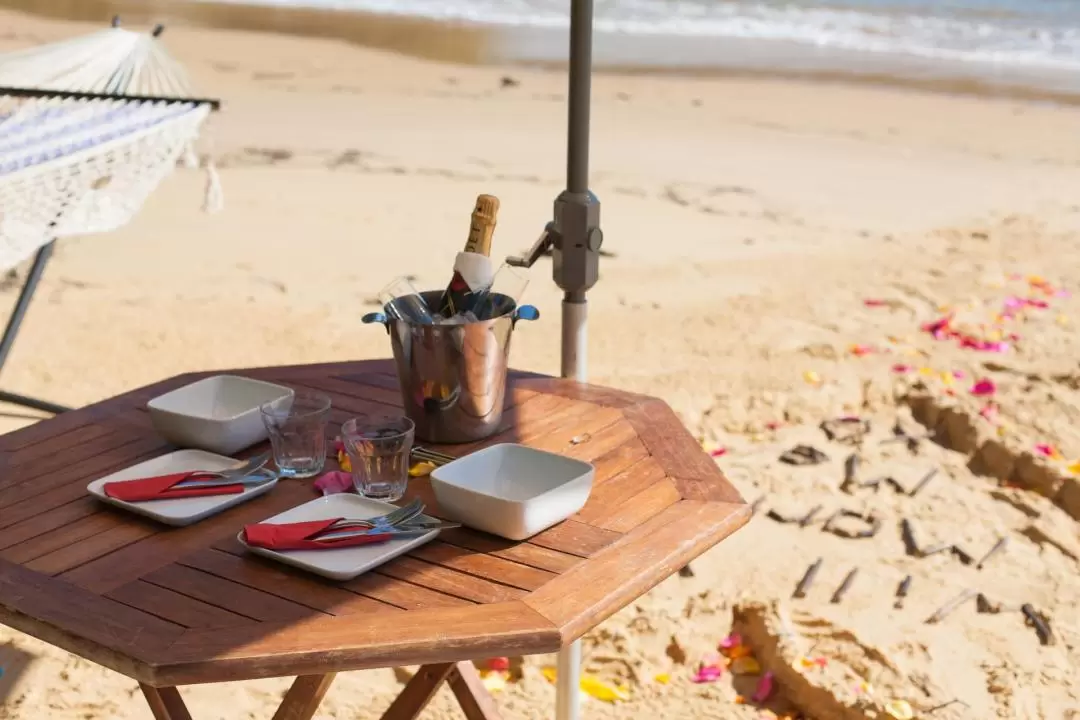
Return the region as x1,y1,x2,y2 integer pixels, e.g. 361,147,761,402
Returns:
975,536,1009,570
793,558,823,599
926,589,978,624
894,575,912,609
831,567,859,604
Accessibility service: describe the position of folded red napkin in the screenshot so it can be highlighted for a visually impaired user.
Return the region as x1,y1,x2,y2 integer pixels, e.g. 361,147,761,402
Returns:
103,472,245,503
242,518,394,551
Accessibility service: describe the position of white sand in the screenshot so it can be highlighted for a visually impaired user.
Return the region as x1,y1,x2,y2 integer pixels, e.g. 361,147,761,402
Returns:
2,8,1080,719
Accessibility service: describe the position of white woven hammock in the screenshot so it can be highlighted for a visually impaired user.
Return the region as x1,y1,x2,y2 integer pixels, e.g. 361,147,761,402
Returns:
0,26,220,273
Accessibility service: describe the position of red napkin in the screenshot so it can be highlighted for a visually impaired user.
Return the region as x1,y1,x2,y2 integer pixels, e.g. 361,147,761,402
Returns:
103,472,245,503
242,518,395,551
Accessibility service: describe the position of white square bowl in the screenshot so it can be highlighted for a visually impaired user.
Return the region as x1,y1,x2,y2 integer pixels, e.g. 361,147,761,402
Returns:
429,443,595,541
147,375,294,455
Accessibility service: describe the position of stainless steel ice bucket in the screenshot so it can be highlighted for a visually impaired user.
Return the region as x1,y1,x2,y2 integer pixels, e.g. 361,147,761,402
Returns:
361,290,539,444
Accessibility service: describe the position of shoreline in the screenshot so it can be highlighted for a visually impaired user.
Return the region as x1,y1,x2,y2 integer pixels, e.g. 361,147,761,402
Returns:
2,0,1080,106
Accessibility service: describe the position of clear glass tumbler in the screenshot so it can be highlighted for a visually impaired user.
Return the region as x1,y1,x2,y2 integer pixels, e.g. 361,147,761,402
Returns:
259,391,331,479
342,415,415,501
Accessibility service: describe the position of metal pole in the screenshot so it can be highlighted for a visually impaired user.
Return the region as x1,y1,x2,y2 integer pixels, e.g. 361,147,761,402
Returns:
555,2,593,717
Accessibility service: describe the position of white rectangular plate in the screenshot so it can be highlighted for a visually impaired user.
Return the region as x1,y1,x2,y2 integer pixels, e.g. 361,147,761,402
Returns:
236,494,440,582
87,449,278,527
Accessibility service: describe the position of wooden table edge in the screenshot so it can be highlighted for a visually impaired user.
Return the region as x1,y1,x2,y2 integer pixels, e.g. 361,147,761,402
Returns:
523,499,751,644
142,601,563,686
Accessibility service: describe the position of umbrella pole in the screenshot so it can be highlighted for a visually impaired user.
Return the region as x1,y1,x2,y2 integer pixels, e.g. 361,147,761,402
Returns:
556,2,595,719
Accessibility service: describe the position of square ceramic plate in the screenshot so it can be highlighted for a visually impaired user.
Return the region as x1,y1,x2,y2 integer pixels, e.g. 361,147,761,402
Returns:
236,494,441,582
87,449,278,527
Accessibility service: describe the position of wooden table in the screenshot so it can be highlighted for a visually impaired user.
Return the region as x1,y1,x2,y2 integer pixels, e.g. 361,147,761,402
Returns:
0,360,749,719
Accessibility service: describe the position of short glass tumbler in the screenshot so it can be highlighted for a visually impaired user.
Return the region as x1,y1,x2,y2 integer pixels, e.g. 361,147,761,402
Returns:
259,392,331,479
342,416,415,501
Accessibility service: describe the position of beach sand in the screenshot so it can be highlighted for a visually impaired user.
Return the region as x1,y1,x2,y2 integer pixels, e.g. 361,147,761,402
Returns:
2,6,1080,719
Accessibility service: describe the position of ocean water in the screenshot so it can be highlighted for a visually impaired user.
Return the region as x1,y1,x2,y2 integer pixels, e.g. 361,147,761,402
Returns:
191,0,1080,93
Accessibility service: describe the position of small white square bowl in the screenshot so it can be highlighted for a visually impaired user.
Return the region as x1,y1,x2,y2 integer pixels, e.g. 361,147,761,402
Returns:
147,375,294,455
429,443,595,541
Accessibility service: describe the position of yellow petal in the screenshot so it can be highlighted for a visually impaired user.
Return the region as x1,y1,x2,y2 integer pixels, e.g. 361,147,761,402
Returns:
918,367,934,376
408,460,436,477
580,675,629,703
885,700,914,720
481,671,508,693
1067,461,1080,475
730,656,761,675
542,667,558,683
654,673,670,684
803,370,821,385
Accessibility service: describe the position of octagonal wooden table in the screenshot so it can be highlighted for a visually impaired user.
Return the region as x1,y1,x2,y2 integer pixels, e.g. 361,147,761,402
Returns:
0,359,749,719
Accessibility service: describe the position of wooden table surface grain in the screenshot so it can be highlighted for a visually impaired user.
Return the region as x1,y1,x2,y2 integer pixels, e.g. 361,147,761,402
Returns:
0,359,750,689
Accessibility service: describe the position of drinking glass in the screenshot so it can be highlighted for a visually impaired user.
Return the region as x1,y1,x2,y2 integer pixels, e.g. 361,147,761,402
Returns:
342,415,415,501
472,263,530,320
259,391,331,479
378,276,436,325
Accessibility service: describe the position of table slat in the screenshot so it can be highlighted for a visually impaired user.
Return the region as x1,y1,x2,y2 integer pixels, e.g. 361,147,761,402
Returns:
187,545,399,616
575,457,667,524
435,529,580,575
0,511,125,565
0,498,99,552
107,580,256,629
344,573,474,610
406,542,555,592
142,564,324,623
375,555,524,604
0,435,170,511
596,477,683,533
527,520,620,558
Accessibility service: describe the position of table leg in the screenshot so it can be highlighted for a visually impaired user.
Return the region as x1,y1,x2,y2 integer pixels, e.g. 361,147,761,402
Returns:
139,684,193,720
555,641,581,720
447,661,504,720
379,663,456,720
271,674,338,720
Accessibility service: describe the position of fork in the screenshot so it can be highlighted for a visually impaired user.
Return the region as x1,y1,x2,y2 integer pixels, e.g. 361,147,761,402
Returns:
325,498,425,532
173,452,273,488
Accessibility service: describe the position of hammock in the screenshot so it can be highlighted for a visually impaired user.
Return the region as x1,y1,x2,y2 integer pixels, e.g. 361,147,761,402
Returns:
0,21,221,415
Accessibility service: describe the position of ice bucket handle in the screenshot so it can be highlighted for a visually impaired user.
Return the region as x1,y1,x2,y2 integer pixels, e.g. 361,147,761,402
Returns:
361,312,389,333
512,305,540,327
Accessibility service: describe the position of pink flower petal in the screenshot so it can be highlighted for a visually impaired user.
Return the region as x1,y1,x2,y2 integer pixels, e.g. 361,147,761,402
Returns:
752,672,775,703
313,470,353,495
1035,443,1056,458
691,665,724,684
970,379,997,396
719,633,743,650
892,364,913,374
951,370,966,379
709,447,727,458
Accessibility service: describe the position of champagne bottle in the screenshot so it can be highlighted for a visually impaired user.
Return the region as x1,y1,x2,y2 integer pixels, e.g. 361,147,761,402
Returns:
438,194,499,318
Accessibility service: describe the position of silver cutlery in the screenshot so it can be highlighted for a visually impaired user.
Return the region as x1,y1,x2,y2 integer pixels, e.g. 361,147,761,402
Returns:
174,452,272,488
314,521,460,542
326,499,425,531
411,446,457,466
175,468,278,490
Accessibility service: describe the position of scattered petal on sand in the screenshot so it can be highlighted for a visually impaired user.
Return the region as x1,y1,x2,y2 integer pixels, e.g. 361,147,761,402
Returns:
579,675,629,702
803,370,822,385
691,665,724,684
863,298,888,307
480,670,508,693
848,343,875,356
970,378,997,396
1035,444,1060,459
731,656,762,675
709,447,728,458
979,403,999,422
885,699,914,719
313,471,352,495
719,633,743,650
654,673,670,684
541,668,629,703
891,364,913,373
1068,461,1080,475
752,672,775,702
486,657,510,672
